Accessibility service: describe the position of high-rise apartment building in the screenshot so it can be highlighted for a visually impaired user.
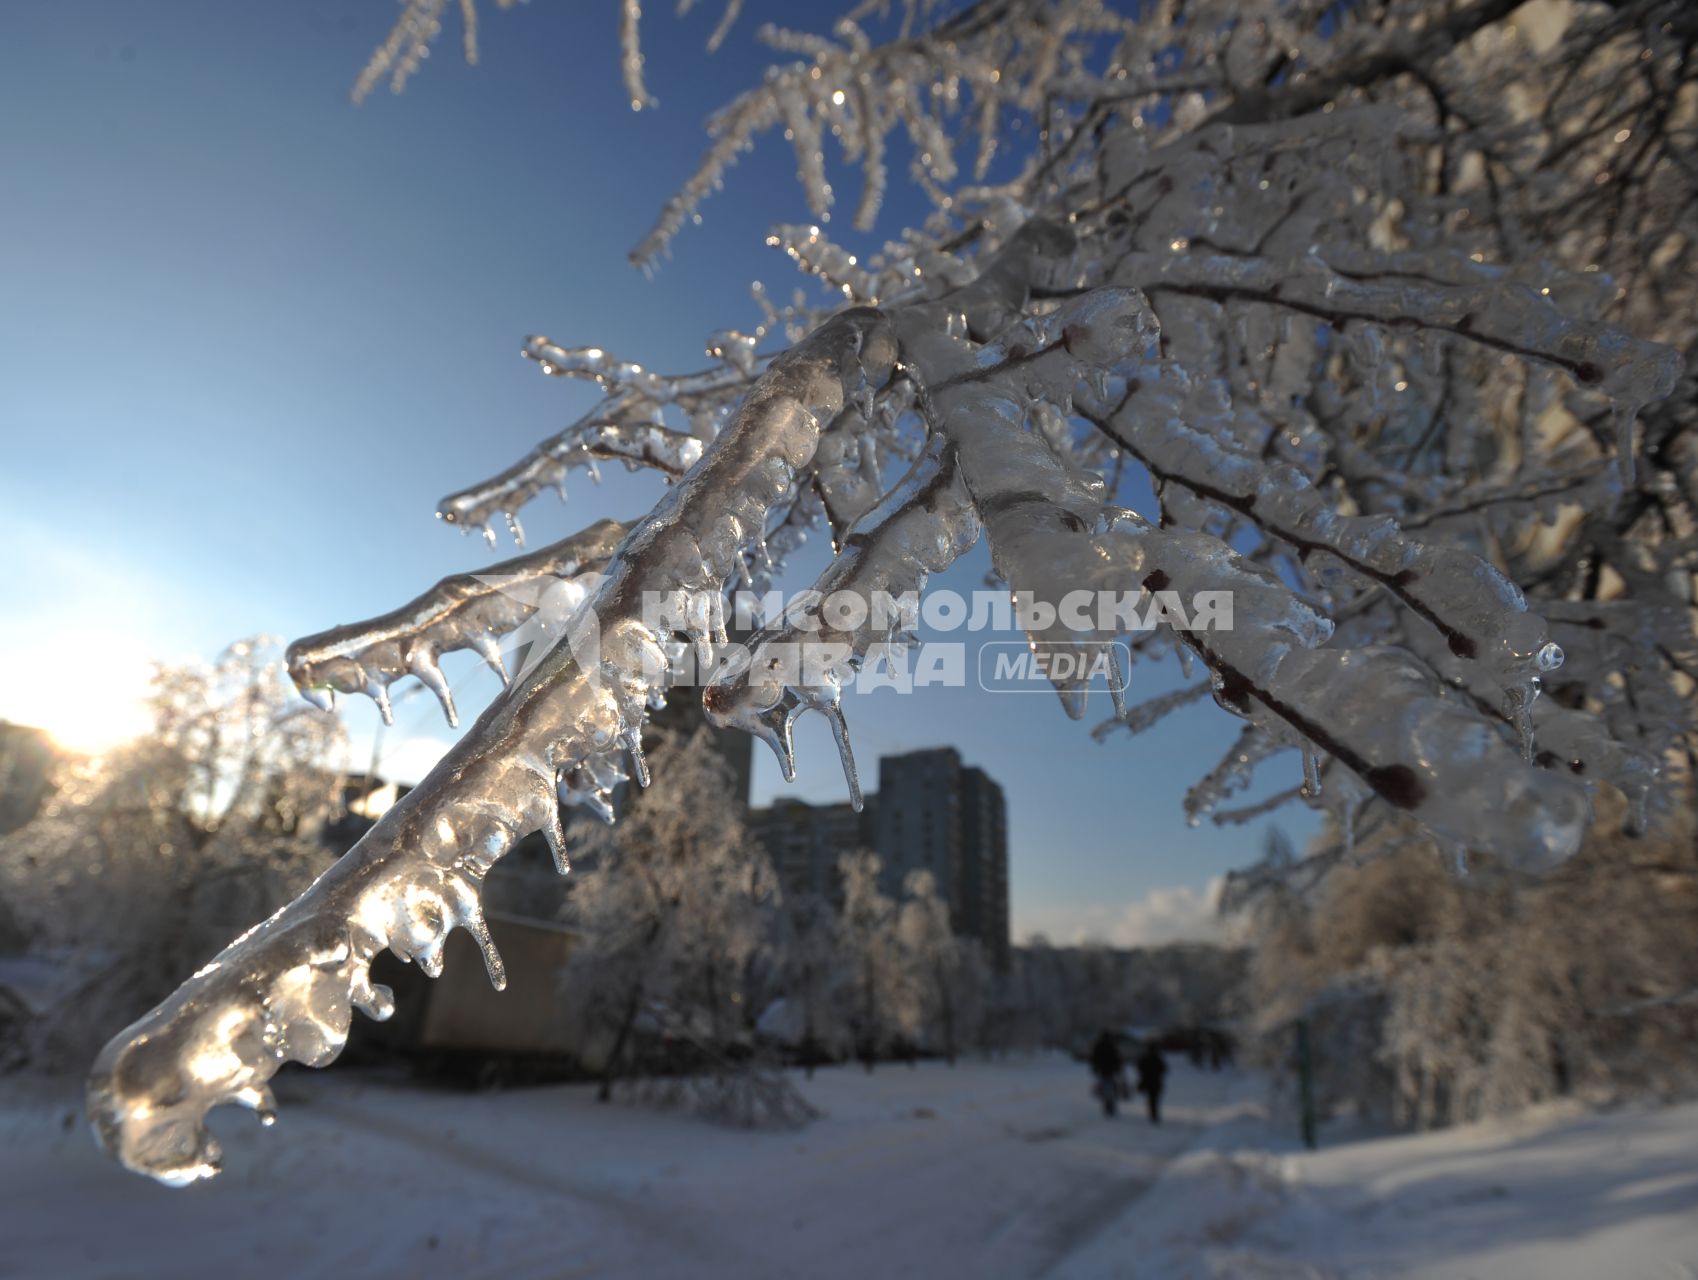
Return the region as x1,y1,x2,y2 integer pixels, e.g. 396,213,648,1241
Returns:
751,746,1009,968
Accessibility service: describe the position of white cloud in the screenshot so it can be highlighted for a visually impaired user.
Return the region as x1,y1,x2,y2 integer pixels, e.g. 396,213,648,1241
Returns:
1015,876,1228,948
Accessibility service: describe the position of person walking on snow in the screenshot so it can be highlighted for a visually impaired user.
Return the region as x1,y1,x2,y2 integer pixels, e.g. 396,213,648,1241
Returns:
1135,1042,1168,1124
1089,1029,1125,1116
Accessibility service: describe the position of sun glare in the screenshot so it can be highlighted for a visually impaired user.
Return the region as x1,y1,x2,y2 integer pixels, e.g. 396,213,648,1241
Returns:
3,644,156,757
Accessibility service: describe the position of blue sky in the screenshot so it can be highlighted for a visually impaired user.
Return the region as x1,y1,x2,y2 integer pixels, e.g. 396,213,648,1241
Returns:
0,0,1316,943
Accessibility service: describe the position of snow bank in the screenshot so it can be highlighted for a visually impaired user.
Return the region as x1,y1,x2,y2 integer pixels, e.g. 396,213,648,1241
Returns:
1055,1089,1698,1279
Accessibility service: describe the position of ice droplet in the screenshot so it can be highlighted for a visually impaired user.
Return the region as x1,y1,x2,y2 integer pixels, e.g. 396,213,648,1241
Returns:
1504,678,1541,762
1612,403,1637,489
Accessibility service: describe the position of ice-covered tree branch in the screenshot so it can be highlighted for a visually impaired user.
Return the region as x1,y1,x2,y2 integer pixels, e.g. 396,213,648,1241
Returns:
88,0,1696,1183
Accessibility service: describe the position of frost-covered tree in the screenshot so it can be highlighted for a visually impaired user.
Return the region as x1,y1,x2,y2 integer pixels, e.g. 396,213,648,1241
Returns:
89,0,1697,1182
897,869,991,1063
762,891,851,1074
556,723,777,1101
835,848,909,1069
2,640,344,1073
1244,797,1698,1128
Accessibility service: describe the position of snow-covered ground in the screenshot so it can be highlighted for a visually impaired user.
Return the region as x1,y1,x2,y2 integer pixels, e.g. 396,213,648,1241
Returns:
1054,1084,1698,1279
2,1057,1694,1279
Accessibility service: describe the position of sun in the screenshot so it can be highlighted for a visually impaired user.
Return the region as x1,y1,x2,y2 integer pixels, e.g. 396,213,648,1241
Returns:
1,641,156,757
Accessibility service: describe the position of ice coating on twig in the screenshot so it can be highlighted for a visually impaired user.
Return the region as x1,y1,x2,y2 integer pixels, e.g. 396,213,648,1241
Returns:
626,4,1128,266
1084,374,1568,686
704,432,981,805
704,231,1164,777
811,399,891,546
1184,726,1288,826
1099,514,1591,868
523,338,701,399
1211,784,1307,828
1396,618,1664,830
286,520,629,727
895,225,1143,718
1109,243,1682,479
434,339,755,546
88,308,896,1184
711,213,1609,864
351,0,450,103
767,224,879,302
620,0,656,111
1091,680,1211,741
93,0,1698,1187
893,222,1592,859
436,415,704,547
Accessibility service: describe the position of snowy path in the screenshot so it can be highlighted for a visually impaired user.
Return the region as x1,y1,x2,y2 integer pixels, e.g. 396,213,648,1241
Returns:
0,1056,1246,1280
6,1058,1695,1278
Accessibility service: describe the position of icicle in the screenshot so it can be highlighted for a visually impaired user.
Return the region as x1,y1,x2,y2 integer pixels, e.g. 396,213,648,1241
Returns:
1504,679,1540,762
540,795,570,875
1301,749,1322,798
368,682,394,727
622,727,651,788
1055,683,1089,720
473,633,510,685
852,383,874,420
1612,403,1638,490
407,653,458,728
243,1086,278,1129
460,904,508,991
749,701,800,781
352,972,394,1021
824,703,863,811
561,762,619,825
1106,648,1128,721
505,511,526,548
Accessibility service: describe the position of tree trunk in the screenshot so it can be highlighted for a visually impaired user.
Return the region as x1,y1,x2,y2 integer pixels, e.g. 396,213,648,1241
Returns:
938,963,956,1067
599,983,644,1103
